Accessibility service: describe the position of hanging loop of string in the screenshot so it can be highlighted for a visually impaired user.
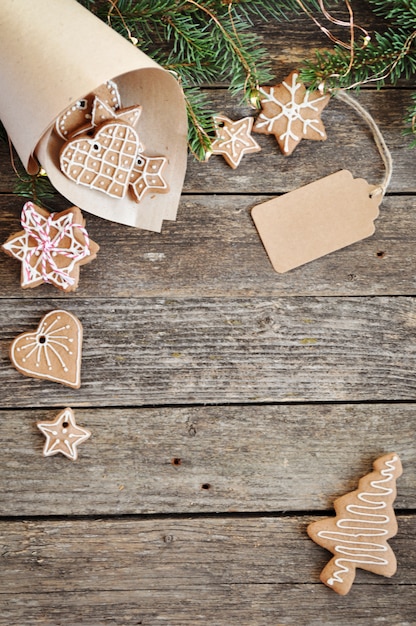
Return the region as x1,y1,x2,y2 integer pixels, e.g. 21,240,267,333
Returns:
334,89,393,199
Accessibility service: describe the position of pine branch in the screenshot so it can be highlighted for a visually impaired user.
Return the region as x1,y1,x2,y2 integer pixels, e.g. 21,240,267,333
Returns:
0,122,55,204
299,0,416,143
301,28,416,90
79,0,320,158
368,0,416,29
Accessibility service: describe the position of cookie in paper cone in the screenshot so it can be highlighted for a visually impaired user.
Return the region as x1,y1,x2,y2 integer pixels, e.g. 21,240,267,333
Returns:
60,120,139,198
55,80,121,139
10,310,83,388
129,154,169,202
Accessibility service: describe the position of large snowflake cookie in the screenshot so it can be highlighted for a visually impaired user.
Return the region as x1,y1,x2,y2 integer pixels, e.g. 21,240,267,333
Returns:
211,115,261,168
2,202,99,291
10,309,83,389
253,70,330,156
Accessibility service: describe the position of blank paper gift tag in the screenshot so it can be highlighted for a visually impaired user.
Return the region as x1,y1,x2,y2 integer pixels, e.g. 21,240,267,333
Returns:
252,170,381,273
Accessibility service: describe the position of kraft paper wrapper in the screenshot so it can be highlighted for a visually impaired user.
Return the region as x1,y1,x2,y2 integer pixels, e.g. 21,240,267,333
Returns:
0,0,188,231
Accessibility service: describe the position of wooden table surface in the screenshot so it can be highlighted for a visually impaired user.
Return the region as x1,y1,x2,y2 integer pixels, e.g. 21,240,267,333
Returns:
1,5,415,625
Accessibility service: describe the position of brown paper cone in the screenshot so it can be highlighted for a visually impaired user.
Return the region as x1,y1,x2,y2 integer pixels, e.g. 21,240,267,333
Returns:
0,0,188,230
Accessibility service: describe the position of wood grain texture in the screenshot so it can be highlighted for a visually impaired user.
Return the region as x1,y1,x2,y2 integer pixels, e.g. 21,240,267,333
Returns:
0,297,415,407
0,90,414,195
0,404,413,516
1,3,415,623
0,516,414,625
1,193,416,299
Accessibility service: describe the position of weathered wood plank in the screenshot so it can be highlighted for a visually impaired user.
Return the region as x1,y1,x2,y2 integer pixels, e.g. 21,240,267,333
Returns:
2,585,415,626
0,404,413,516
0,90,414,195
0,297,415,407
0,516,414,625
184,90,415,195
1,193,415,298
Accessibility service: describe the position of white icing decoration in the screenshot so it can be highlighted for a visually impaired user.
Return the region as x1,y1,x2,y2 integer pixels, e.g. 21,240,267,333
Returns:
211,115,260,168
37,408,91,460
10,310,82,388
256,72,328,154
129,154,169,202
60,122,139,198
317,455,400,586
3,203,91,290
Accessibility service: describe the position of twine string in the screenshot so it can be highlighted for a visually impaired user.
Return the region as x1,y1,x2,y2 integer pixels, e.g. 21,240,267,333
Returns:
21,202,90,286
334,89,393,198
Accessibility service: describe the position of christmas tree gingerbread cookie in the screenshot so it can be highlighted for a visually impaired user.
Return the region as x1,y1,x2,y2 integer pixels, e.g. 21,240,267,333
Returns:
307,452,403,595
253,70,330,155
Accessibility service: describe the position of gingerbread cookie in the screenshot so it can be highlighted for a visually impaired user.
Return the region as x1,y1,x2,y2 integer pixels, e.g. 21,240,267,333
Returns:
211,115,261,168
10,310,83,388
129,154,169,202
307,452,402,595
37,408,91,460
253,70,330,156
60,120,140,198
90,98,142,133
2,202,99,291
55,80,121,139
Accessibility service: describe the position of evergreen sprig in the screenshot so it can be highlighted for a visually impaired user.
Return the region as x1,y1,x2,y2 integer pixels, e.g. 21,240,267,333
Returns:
81,0,282,158
300,0,416,142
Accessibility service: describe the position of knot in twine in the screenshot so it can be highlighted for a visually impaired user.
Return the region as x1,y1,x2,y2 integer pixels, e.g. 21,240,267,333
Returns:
21,201,90,287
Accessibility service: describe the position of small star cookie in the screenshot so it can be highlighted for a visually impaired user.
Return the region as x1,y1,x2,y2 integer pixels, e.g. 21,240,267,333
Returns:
37,408,91,460
129,154,169,202
211,115,261,168
253,70,330,156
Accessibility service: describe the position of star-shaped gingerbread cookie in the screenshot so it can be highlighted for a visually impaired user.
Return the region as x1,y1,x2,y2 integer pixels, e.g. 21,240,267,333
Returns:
2,202,99,291
211,115,261,168
253,70,330,156
37,408,91,460
129,154,169,202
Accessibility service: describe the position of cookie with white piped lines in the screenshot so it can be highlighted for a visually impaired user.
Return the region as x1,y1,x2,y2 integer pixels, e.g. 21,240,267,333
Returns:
55,80,121,139
10,310,83,388
60,120,139,198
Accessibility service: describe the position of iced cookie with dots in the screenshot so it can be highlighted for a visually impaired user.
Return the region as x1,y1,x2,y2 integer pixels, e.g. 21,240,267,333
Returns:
129,154,169,202
10,310,83,388
253,70,330,156
90,98,142,132
60,120,140,198
55,80,121,139
37,408,91,460
211,114,261,168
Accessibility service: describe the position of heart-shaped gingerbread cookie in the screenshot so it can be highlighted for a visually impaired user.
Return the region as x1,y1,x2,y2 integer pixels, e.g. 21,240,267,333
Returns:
60,121,139,198
10,310,83,388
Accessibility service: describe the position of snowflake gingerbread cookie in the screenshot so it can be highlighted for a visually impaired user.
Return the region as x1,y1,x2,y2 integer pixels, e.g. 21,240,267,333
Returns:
2,202,99,291
253,70,330,156
211,114,261,168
